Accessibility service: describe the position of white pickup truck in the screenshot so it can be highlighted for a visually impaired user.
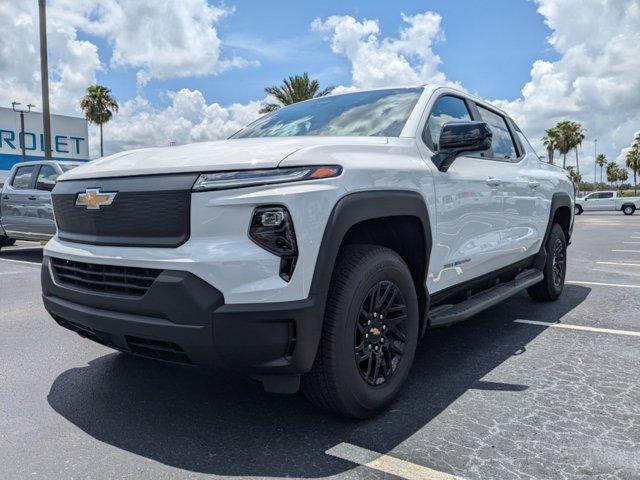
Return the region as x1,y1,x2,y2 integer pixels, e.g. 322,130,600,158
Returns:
574,191,640,215
41,85,574,417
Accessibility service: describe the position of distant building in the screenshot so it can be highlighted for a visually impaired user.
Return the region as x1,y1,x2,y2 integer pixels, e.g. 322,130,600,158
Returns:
0,107,89,182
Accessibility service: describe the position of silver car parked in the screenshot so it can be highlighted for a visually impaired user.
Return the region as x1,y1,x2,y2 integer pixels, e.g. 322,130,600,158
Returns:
0,161,81,249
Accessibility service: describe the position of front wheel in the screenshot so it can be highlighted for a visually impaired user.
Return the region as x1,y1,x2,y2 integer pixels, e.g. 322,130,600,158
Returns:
622,205,635,215
302,245,419,418
574,205,583,215
527,224,567,301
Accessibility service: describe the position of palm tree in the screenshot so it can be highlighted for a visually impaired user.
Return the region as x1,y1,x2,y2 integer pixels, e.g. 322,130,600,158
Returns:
606,162,619,187
569,121,585,176
553,120,575,169
541,128,560,165
80,84,119,157
626,147,640,195
617,168,628,188
260,73,334,114
595,154,607,185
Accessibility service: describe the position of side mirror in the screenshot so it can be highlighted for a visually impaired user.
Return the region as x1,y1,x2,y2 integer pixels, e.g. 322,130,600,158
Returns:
432,121,492,172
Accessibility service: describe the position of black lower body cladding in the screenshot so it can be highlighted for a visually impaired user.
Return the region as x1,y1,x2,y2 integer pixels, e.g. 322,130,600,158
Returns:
41,256,323,375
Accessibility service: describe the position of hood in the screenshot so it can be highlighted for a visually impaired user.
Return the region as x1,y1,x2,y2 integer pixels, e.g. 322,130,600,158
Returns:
60,136,388,181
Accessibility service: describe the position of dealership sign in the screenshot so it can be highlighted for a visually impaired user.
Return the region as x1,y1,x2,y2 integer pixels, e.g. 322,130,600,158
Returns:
0,106,89,173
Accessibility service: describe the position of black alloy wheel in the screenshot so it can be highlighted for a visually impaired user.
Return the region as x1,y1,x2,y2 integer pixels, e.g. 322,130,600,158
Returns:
354,281,407,386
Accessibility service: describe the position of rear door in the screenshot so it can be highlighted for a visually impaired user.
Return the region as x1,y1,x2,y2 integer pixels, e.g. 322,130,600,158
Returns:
0,164,38,237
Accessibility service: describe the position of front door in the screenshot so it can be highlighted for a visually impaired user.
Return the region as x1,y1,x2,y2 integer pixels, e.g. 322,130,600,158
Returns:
1,164,38,237
30,164,59,236
416,94,510,293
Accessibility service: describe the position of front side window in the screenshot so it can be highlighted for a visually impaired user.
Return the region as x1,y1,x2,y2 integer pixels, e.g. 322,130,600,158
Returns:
232,88,423,139
36,165,59,191
11,165,36,190
476,105,517,160
423,95,471,151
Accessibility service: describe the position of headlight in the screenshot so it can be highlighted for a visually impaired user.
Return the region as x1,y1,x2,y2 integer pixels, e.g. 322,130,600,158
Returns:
192,165,342,192
249,206,298,282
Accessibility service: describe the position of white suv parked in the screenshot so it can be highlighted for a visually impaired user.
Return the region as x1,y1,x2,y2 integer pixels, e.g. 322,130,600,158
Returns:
42,85,574,418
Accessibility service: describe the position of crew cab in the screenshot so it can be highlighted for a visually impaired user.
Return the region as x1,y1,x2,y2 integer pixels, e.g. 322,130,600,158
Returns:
0,161,81,249
574,190,640,215
41,85,574,418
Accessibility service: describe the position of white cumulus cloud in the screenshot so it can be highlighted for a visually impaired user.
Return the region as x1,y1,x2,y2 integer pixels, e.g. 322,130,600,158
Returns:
312,12,449,89
97,88,262,154
493,0,640,177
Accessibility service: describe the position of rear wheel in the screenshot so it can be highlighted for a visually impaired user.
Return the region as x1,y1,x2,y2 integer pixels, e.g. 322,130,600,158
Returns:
527,224,567,301
622,205,635,215
574,204,583,215
302,245,419,418
0,235,16,250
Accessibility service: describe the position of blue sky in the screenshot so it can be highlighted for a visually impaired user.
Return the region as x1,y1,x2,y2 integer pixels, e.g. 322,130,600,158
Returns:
91,0,558,108
4,0,639,177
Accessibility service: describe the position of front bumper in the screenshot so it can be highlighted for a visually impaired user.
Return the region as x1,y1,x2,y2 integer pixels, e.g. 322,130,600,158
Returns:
41,256,323,375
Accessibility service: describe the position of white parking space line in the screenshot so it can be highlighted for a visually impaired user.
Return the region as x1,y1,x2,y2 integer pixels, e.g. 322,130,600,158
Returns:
612,249,640,253
515,319,640,338
596,261,640,267
567,280,640,289
326,443,465,480
0,269,37,276
622,241,640,244
1,247,43,252
0,258,41,267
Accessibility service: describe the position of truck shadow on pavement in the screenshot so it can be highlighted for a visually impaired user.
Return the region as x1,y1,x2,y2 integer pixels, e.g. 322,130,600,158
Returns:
47,285,590,478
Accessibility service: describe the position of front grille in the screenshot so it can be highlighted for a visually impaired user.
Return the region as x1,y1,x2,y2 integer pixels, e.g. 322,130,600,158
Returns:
51,173,198,247
51,258,161,297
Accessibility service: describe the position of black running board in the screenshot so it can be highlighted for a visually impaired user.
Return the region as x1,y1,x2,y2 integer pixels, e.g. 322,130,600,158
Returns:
428,269,544,328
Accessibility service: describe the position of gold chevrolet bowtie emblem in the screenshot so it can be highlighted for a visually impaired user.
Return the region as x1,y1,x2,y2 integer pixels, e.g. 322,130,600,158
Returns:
370,327,381,336
75,189,117,210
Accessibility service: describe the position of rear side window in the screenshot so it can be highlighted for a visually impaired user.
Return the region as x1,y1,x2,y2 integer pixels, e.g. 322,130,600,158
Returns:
11,165,36,190
423,96,471,151
36,165,59,191
476,105,517,160
600,192,614,199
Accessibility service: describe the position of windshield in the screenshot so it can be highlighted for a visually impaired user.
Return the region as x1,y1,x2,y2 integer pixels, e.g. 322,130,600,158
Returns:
232,87,423,139
60,164,81,172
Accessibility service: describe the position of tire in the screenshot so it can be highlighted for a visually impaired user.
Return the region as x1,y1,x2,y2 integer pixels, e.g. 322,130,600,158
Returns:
0,235,16,249
527,224,567,301
622,205,635,215
574,204,583,215
302,245,419,418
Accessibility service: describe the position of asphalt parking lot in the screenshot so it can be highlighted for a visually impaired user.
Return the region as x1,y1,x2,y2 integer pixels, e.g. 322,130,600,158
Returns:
1,213,639,480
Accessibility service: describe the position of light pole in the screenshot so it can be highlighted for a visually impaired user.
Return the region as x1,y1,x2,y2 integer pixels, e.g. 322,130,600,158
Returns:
594,139,598,189
11,102,35,162
38,0,52,160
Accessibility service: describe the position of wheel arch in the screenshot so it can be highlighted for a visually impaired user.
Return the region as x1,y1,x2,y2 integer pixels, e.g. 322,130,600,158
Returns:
534,192,573,270
309,190,432,335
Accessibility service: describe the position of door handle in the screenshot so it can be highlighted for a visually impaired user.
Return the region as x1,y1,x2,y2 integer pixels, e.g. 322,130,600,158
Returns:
28,196,38,200
486,178,502,187
528,181,540,189
2,195,9,200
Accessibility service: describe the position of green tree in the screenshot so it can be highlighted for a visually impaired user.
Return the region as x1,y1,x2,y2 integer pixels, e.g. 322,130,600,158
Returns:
617,168,629,187
80,84,119,157
541,127,560,164
553,120,576,169
569,121,585,176
595,153,607,185
260,73,334,114
566,165,582,188
606,162,619,187
626,149,640,195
